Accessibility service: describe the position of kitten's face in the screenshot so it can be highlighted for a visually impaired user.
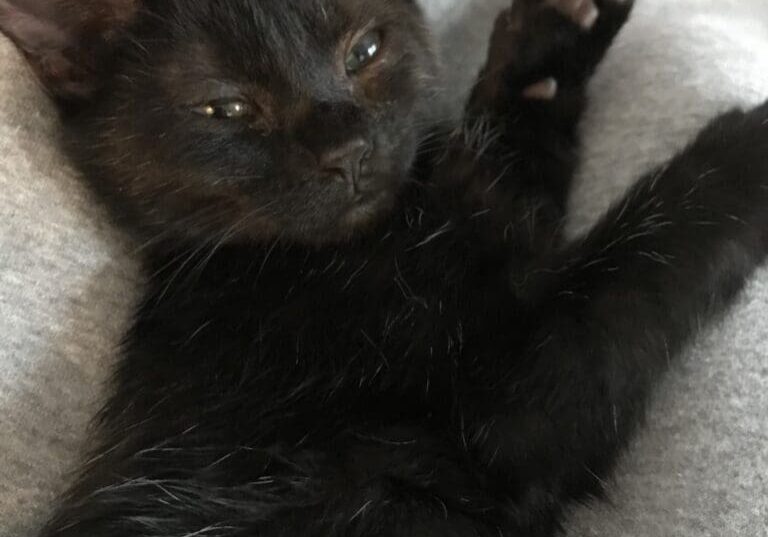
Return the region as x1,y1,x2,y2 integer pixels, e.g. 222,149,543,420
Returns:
72,0,437,245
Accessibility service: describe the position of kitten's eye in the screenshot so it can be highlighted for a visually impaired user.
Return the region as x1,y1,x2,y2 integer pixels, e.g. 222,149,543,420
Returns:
194,99,251,120
345,30,382,74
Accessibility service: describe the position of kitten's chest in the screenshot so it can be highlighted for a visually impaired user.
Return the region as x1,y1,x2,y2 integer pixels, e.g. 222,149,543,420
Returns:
252,244,514,386
145,223,519,402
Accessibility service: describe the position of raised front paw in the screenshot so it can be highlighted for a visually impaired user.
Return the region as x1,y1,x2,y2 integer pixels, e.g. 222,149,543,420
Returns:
541,0,602,30
485,0,634,101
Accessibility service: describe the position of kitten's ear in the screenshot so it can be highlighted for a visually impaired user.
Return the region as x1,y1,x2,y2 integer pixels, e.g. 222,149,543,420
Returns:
0,0,139,100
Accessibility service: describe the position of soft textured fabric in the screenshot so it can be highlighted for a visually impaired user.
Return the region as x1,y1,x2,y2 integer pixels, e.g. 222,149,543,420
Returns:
0,39,140,537
0,1,766,536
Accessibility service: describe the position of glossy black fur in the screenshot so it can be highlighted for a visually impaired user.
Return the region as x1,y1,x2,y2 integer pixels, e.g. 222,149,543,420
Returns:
3,0,768,535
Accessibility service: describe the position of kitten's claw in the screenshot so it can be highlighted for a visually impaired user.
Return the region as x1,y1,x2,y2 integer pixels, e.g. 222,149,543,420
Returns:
474,0,633,110
522,78,558,100
510,0,633,33
546,0,600,30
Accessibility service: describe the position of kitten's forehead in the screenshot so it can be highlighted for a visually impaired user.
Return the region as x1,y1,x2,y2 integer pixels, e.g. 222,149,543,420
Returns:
159,0,414,77
148,0,426,99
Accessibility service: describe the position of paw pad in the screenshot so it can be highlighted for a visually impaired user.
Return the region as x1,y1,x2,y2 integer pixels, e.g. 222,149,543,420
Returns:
546,0,599,30
522,78,559,100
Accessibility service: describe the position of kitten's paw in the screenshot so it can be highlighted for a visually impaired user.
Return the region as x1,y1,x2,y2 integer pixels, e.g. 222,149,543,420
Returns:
487,0,635,100
544,0,601,30
524,0,634,30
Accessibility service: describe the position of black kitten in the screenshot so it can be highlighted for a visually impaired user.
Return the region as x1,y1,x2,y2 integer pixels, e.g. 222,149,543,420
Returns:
2,0,768,535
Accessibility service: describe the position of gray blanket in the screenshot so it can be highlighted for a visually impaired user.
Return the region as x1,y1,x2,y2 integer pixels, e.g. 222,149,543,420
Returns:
1,1,766,535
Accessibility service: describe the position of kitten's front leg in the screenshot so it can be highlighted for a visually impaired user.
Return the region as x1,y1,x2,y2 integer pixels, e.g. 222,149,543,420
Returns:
438,0,632,256
468,102,768,534
471,0,633,110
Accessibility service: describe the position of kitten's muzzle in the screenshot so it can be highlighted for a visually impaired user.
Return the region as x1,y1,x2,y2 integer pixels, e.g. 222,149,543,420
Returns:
319,138,372,194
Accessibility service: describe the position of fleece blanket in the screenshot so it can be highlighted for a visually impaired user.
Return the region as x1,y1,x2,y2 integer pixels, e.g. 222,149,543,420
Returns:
1,0,766,535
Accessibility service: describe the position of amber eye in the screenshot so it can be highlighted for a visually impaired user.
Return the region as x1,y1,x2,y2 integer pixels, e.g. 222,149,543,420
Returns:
194,99,251,120
345,30,382,74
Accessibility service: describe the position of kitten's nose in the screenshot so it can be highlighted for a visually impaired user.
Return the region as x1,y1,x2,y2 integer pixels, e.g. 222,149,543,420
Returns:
319,138,371,191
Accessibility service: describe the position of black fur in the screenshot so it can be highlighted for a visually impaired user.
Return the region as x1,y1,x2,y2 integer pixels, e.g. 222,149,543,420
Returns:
1,0,767,535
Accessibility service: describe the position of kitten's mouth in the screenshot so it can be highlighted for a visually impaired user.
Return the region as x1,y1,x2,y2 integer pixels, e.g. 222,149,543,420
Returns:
343,189,392,227
353,189,385,205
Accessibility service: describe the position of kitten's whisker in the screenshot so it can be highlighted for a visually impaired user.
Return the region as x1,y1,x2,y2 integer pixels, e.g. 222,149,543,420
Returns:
153,240,214,303
183,203,278,287
136,207,227,259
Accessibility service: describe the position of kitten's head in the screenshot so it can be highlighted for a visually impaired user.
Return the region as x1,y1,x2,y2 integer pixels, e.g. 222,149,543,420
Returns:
0,0,437,245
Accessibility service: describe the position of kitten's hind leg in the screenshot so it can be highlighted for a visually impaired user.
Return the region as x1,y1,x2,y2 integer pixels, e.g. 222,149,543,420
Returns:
465,100,768,535
436,0,633,263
